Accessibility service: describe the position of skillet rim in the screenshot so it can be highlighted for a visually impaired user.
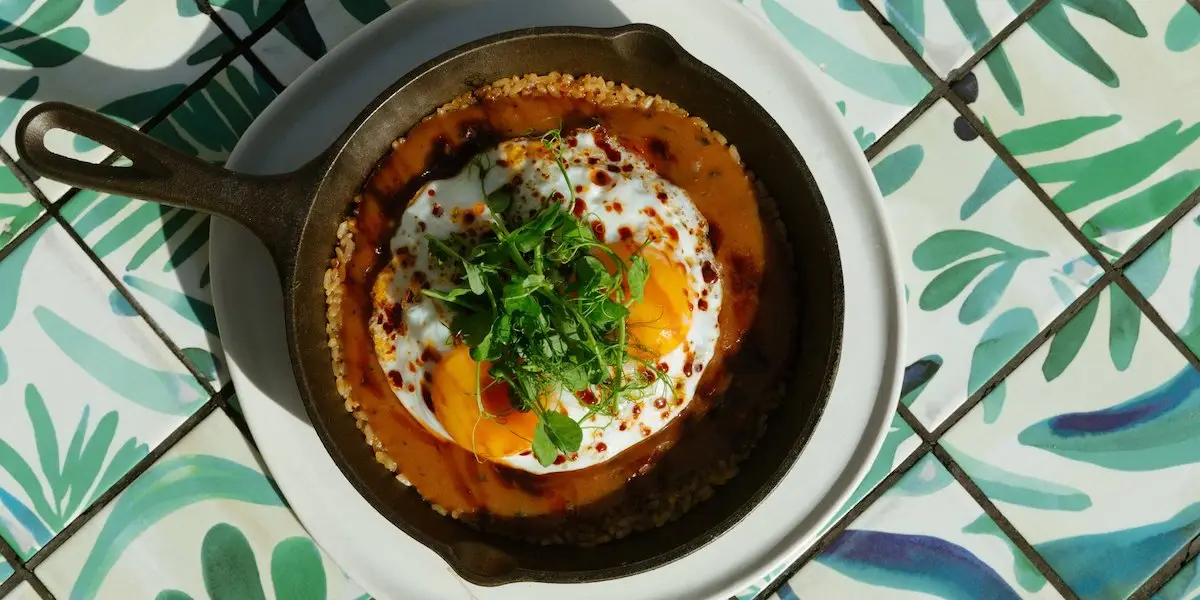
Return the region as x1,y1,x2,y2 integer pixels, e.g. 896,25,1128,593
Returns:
281,22,845,586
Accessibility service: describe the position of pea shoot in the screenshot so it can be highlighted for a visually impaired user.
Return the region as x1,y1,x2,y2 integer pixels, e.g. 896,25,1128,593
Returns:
422,130,668,466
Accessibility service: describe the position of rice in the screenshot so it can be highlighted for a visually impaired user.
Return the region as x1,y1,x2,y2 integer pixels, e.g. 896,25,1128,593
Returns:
323,72,790,545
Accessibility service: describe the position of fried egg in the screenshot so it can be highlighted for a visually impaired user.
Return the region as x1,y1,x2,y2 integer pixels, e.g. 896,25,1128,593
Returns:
370,128,722,474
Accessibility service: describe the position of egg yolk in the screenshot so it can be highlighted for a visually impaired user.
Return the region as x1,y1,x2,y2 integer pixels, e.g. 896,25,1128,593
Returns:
601,242,691,359
430,346,538,458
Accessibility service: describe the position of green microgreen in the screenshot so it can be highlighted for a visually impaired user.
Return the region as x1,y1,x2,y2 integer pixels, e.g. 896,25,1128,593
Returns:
421,129,666,466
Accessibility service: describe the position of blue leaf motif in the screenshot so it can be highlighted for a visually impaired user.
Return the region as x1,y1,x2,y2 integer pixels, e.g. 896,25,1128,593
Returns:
900,355,941,406
816,529,1022,600
1019,366,1200,470
0,487,51,552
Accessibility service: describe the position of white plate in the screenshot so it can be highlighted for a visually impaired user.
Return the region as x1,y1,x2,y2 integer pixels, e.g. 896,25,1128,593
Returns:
211,0,904,598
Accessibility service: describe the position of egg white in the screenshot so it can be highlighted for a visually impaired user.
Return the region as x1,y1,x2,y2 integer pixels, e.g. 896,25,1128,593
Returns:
370,128,722,474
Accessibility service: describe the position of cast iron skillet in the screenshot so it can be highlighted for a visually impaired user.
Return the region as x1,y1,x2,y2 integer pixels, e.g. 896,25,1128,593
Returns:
15,24,843,586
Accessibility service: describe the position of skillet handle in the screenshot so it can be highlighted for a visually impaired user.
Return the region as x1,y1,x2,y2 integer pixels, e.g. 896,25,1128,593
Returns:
15,101,317,275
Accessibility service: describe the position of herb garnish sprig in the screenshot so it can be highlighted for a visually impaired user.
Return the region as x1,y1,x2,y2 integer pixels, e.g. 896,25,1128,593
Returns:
422,130,665,466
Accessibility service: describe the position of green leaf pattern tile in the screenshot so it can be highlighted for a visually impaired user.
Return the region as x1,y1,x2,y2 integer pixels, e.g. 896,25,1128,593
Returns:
0,0,234,201
1155,556,1200,600
34,411,366,600
1129,203,1200,359
769,454,1059,600
967,0,1200,256
0,0,1195,597
0,561,10,585
868,0,1033,76
944,280,1200,598
0,169,42,256
743,0,932,150
57,58,278,387
0,220,206,558
243,0,408,85
872,99,1099,428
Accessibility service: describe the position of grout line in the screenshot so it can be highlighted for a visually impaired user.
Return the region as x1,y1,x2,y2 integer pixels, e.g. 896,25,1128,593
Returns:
754,442,932,600
931,445,1081,599
0,537,26,581
946,0,1053,84
0,573,19,598
1190,0,1200,15
0,148,52,211
851,0,943,87
0,210,54,265
139,52,241,135
1113,187,1200,271
863,85,945,161
24,572,55,600
894,401,928,437
240,0,308,48
1113,274,1200,370
929,272,1112,438
942,93,1121,270
25,401,220,570
50,211,218,395
194,0,288,93
1130,530,1200,598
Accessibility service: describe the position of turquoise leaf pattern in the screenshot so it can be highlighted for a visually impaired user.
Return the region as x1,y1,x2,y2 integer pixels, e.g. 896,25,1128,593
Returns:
969,308,1039,420
881,0,926,55
833,413,914,519
1125,229,1172,297
0,0,89,68
1037,502,1200,598
946,443,1091,511
913,231,1048,325
761,0,931,106
892,456,954,496
947,0,1025,114
872,144,924,197
70,455,286,600
33,307,206,416
1028,121,1200,214
0,385,145,558
159,525,331,600
1019,366,1200,470
150,66,275,161
74,86,187,152
1165,2,1200,52
1040,286,1144,380
998,114,1122,155
959,156,1017,220
1023,0,1146,88
961,514,1048,593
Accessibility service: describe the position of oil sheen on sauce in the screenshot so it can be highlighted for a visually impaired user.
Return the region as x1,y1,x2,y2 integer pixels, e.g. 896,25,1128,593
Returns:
339,94,794,525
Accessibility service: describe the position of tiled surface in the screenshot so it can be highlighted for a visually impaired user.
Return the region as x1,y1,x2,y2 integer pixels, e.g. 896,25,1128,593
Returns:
0,0,235,202
962,0,1200,259
771,454,1060,600
1,581,39,600
0,0,1195,599
33,410,366,600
